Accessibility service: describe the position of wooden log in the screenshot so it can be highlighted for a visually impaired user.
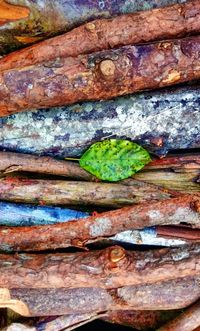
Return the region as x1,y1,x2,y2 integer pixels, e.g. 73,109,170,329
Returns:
0,0,187,56
1,200,198,245
0,151,95,181
1,310,181,331
146,154,200,172
157,300,200,331
110,226,200,247
0,86,199,156
0,36,200,116
0,276,199,317
0,176,173,208
1,0,200,72
0,151,199,179
0,245,199,288
0,201,88,226
104,310,180,330
134,170,200,194
0,196,199,251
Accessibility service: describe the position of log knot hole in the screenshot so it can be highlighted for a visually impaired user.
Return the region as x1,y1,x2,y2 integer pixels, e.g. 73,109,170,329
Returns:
100,60,116,77
109,247,126,263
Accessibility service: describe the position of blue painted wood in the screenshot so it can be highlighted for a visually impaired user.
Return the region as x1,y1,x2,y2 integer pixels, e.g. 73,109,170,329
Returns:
0,201,89,226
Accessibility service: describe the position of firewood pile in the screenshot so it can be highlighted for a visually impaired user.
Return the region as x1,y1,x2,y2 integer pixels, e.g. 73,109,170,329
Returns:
0,0,199,330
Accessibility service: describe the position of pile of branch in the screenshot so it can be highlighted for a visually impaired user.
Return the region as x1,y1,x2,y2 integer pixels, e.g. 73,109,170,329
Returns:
0,0,200,330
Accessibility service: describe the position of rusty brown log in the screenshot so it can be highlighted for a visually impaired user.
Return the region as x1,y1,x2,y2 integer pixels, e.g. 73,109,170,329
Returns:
1,0,200,72
0,151,199,179
0,275,199,317
0,245,199,289
0,35,200,116
0,310,182,331
104,310,181,331
157,225,200,241
157,300,200,331
0,195,199,251
0,176,173,208
0,151,95,181
146,154,200,172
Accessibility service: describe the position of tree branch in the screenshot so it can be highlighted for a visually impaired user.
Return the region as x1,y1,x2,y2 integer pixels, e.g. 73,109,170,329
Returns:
157,300,200,331
0,36,200,115
1,0,200,71
0,245,199,289
0,196,199,251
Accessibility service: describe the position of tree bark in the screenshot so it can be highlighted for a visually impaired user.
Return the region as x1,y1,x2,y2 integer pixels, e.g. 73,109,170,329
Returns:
146,154,200,172
0,0,185,56
0,276,199,317
0,310,182,331
157,300,200,331
0,196,199,251
0,201,88,226
0,245,199,288
1,0,200,72
134,170,200,194
0,36,200,116
0,85,199,156
104,310,180,331
0,176,174,208
0,151,199,180
0,151,95,181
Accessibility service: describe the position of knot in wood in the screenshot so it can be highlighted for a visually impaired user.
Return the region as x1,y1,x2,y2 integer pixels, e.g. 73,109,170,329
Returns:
100,60,116,77
85,22,96,31
109,247,125,263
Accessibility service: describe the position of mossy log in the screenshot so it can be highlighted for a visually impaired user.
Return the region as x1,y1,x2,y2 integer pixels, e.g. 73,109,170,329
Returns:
0,86,199,156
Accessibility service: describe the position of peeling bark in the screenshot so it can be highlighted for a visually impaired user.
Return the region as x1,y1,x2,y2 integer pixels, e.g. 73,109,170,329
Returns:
0,0,187,56
0,196,199,251
0,276,199,317
1,0,200,72
157,300,200,331
0,176,173,208
0,201,88,226
0,36,200,115
0,245,199,288
0,86,199,156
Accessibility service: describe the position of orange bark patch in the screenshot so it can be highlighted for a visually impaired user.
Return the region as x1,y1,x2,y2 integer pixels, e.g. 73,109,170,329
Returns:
0,0,30,25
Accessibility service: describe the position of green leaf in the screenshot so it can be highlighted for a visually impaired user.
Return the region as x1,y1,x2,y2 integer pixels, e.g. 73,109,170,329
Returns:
79,139,151,182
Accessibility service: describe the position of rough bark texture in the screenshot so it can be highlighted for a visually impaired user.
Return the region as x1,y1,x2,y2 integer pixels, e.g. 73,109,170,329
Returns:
0,196,199,251
0,151,199,180
0,36,200,116
0,86,199,156
0,310,182,331
134,170,200,194
158,301,200,331
0,276,199,317
0,201,88,226
0,177,173,208
1,0,200,72
0,0,187,56
104,310,180,330
0,245,199,288
146,154,200,171
0,151,95,180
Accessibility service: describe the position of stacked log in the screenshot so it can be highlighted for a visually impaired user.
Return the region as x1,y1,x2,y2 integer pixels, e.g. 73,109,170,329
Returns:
0,0,199,330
